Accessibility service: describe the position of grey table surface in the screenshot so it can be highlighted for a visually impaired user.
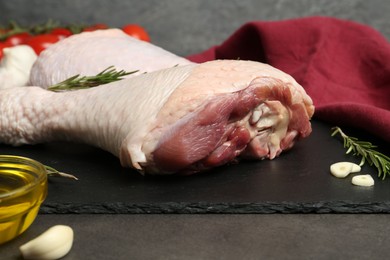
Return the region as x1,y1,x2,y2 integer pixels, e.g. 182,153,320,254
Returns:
3,214,390,260
1,1,390,259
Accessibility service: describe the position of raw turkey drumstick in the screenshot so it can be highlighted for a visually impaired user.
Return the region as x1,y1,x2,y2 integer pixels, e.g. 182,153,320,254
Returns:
0,29,314,175
1,59,314,175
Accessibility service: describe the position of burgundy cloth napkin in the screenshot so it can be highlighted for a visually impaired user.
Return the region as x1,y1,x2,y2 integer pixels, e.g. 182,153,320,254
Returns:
187,17,390,142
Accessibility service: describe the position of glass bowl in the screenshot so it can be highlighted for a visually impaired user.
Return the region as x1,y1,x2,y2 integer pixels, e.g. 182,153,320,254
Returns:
0,155,48,244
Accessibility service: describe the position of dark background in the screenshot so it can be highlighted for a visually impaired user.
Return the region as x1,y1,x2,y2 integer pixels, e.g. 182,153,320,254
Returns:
0,0,389,56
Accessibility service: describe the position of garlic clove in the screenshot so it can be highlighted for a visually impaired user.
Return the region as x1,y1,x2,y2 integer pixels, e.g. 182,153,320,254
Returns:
330,162,360,178
0,45,38,89
20,225,74,260
350,163,361,173
352,174,375,187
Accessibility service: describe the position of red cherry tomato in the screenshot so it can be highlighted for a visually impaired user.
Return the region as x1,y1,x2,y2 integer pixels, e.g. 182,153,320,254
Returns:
50,27,72,39
5,32,31,46
26,34,61,55
83,23,109,32
121,24,150,42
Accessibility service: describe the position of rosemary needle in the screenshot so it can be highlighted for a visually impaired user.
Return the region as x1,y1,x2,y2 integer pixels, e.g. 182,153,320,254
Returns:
44,165,78,180
48,66,138,92
331,126,390,180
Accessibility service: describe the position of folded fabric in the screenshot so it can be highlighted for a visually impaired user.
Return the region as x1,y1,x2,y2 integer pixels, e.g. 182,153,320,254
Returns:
187,16,390,142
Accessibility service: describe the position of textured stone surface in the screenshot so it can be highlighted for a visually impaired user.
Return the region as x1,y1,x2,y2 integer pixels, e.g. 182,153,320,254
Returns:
3,120,390,214
0,0,388,56
40,201,390,214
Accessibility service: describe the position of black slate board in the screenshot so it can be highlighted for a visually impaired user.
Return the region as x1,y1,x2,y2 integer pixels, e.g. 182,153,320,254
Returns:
1,120,389,213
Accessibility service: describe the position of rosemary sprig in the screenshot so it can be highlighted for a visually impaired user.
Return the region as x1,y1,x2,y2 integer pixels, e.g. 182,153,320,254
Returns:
0,19,88,41
331,126,390,180
0,20,29,41
44,165,78,180
48,66,138,92
28,19,60,35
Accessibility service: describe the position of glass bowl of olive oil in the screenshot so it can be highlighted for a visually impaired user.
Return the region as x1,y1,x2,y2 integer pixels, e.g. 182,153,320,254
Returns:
0,155,48,245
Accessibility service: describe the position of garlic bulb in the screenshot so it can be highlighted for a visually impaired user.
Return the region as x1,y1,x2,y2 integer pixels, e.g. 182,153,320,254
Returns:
19,225,74,260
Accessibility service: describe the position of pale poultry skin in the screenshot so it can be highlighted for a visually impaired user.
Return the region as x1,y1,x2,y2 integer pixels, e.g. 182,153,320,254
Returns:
29,29,192,88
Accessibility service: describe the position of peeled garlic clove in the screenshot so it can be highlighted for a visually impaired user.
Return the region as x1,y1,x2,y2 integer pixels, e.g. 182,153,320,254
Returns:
352,174,375,187
20,225,74,260
350,163,361,173
330,162,357,178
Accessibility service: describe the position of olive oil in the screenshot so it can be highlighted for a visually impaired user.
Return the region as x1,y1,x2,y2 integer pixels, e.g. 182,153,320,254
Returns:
0,157,47,244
